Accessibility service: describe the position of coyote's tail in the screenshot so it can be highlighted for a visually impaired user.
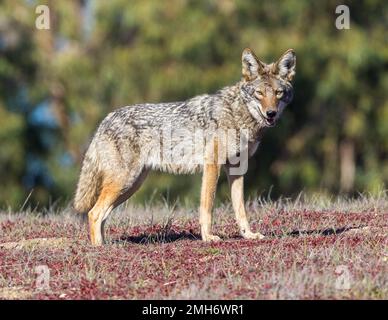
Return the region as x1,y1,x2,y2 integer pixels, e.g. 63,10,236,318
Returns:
73,150,102,214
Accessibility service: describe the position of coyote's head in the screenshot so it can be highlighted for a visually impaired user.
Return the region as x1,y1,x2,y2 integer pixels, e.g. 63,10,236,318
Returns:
240,48,296,127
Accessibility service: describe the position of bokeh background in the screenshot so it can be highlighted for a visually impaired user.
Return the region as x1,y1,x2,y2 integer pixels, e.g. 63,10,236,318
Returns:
0,0,387,209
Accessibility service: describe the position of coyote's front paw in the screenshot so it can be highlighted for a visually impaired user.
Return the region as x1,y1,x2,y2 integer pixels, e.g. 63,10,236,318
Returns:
202,234,222,242
242,231,265,240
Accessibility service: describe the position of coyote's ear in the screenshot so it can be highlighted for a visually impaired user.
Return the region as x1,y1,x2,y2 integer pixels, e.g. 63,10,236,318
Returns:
242,48,264,81
274,49,296,81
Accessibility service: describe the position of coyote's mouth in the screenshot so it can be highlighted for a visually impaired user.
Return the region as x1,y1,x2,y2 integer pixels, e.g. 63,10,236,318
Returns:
265,117,276,126
257,105,276,127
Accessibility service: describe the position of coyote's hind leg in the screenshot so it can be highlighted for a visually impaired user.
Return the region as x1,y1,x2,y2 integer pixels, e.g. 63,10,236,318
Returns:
88,168,149,246
88,181,122,246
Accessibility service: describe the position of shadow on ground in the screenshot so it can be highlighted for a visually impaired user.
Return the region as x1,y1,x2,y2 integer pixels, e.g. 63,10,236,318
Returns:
112,225,367,245
113,230,200,245
266,225,367,238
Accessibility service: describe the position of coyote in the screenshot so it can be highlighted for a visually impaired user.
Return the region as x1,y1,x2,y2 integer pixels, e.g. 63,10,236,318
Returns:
74,48,296,245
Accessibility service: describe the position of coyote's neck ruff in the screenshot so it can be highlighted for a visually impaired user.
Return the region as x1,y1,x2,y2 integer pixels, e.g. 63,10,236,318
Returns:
75,48,296,245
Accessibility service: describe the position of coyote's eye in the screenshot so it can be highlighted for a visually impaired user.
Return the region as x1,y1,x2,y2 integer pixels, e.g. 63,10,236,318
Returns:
275,89,283,98
255,90,263,98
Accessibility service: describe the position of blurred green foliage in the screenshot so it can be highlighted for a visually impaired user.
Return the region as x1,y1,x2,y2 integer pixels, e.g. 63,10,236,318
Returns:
0,0,387,209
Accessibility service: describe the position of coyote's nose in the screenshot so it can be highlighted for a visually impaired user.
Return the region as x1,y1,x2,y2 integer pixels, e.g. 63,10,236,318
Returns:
266,110,277,118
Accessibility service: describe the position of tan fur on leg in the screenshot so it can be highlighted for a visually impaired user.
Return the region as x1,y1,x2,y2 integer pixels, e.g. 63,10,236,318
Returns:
87,182,122,246
225,169,264,240
200,163,221,241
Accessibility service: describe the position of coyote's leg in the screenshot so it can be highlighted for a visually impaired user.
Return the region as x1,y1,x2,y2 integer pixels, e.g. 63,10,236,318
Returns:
224,167,264,240
100,168,149,238
88,182,122,246
200,163,221,242
88,168,149,246
111,168,149,211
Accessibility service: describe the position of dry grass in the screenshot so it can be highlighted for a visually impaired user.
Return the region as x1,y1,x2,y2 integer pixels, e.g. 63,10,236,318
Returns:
0,192,387,299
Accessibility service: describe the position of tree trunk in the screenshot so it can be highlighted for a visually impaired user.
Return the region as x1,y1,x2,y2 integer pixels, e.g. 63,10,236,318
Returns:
339,139,355,192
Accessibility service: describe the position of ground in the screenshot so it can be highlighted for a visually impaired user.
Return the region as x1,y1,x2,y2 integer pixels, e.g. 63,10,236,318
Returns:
0,194,387,299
